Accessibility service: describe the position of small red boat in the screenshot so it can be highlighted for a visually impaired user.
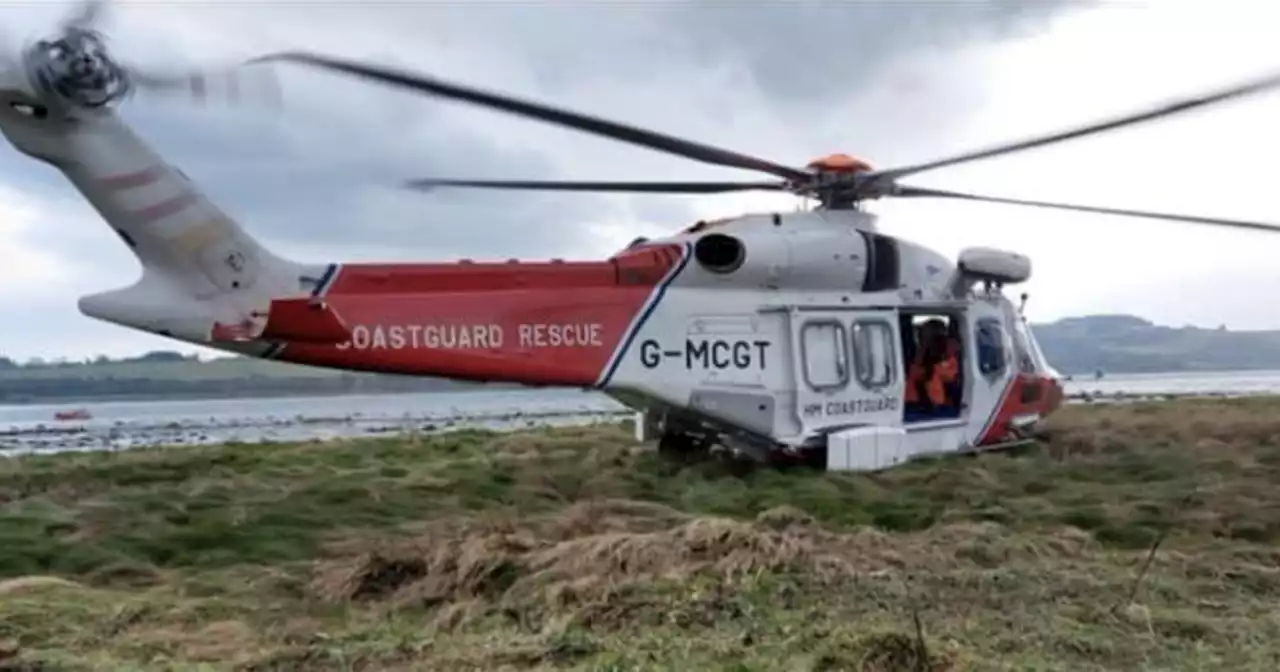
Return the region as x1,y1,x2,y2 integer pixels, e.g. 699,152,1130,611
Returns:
53,408,92,421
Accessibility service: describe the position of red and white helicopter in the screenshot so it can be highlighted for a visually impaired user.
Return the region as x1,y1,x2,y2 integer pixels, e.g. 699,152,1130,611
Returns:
3,2,1279,471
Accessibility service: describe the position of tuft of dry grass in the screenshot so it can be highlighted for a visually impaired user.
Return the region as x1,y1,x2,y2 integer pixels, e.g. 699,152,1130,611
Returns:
4,400,1280,669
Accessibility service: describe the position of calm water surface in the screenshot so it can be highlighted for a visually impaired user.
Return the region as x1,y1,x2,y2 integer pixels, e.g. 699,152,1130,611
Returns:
3,370,1278,455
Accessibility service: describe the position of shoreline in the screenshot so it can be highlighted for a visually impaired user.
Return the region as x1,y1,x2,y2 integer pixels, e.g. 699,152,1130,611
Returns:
0,383,554,408
4,388,1275,457
7,367,1280,408
0,407,635,457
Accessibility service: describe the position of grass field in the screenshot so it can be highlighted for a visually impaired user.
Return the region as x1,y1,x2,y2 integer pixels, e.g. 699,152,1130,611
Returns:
3,398,1280,670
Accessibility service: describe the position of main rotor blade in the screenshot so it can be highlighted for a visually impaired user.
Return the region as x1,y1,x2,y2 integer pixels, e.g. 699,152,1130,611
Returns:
870,68,1280,183
255,51,812,183
893,185,1280,233
404,178,789,194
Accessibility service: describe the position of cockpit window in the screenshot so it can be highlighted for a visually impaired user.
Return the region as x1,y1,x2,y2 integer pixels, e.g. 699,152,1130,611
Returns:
1016,316,1057,377
975,317,1009,379
1008,315,1037,374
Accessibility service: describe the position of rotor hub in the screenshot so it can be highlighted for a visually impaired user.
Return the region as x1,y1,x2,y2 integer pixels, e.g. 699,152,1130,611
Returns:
805,153,873,174
797,153,877,210
26,30,131,109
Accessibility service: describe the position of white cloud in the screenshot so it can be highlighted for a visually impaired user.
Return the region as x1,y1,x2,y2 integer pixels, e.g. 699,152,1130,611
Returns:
0,185,75,288
0,183,168,362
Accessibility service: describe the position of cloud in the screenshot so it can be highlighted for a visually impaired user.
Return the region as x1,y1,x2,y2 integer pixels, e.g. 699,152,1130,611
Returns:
0,183,148,359
0,186,75,287
1,0,1084,360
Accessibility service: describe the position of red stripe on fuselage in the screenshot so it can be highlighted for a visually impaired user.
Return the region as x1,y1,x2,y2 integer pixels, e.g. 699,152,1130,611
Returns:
273,244,683,386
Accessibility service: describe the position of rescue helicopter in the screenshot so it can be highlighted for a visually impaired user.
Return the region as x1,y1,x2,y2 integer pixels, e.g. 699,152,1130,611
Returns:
3,2,1280,471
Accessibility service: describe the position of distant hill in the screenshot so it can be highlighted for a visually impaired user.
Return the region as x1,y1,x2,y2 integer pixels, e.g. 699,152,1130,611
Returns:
1030,314,1280,375
2,314,1278,403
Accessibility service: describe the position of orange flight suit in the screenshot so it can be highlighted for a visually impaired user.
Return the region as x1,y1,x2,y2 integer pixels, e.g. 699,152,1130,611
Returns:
905,341,959,407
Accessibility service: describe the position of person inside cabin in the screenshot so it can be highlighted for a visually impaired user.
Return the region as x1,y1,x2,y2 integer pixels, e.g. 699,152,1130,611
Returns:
943,320,963,410
905,318,959,417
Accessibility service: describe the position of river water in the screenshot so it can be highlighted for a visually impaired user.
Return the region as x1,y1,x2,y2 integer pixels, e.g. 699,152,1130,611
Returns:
3,370,1279,456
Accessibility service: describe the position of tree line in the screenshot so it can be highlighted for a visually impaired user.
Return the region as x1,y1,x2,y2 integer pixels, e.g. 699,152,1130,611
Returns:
0,350,198,369
0,350,486,404
0,371,474,404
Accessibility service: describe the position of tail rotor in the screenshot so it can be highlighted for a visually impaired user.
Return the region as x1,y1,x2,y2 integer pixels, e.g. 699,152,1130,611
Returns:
12,0,280,111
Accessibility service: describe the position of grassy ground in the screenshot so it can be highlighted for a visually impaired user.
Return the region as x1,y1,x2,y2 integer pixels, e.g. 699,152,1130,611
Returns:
3,398,1280,670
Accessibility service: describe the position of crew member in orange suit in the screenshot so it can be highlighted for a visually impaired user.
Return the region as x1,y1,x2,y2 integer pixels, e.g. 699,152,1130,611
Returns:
905,319,959,412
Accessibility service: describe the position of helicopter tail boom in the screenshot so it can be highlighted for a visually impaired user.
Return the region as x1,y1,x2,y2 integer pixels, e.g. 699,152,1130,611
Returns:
19,114,314,352
0,103,319,354
254,243,692,386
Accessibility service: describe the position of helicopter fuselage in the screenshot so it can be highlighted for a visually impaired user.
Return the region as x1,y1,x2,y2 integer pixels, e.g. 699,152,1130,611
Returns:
241,210,1067,469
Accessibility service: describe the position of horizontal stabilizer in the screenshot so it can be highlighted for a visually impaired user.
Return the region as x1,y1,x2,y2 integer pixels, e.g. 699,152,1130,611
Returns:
258,298,351,344
211,298,350,345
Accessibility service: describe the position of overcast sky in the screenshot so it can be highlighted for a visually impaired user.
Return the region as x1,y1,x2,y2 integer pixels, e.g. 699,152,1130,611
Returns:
1,0,1278,362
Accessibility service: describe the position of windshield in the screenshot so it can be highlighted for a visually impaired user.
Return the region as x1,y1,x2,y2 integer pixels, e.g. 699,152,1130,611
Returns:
1013,314,1059,379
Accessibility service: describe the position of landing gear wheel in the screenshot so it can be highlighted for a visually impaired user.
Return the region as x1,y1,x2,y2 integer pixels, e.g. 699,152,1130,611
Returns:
768,447,826,471
656,431,709,465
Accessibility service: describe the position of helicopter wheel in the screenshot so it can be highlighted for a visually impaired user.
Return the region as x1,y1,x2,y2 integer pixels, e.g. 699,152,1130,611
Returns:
656,430,710,465
763,445,827,471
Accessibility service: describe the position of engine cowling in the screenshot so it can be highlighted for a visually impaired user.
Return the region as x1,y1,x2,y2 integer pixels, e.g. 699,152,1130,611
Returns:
681,217,871,292
692,233,746,274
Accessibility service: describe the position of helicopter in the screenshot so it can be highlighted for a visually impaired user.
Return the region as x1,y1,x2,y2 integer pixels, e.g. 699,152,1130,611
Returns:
3,2,1280,472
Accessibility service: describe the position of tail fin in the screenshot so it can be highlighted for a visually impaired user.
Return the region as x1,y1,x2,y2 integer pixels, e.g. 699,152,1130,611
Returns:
0,99,318,350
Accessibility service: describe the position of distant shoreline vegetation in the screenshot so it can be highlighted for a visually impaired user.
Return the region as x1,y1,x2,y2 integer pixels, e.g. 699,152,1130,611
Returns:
0,350,501,404
1,313,1275,403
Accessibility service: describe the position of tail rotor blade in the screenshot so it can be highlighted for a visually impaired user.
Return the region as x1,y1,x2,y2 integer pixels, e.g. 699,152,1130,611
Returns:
126,62,282,109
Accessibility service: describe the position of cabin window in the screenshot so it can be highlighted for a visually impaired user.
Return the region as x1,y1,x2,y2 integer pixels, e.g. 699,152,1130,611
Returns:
801,320,848,391
852,320,895,389
900,313,962,370
975,317,1009,379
